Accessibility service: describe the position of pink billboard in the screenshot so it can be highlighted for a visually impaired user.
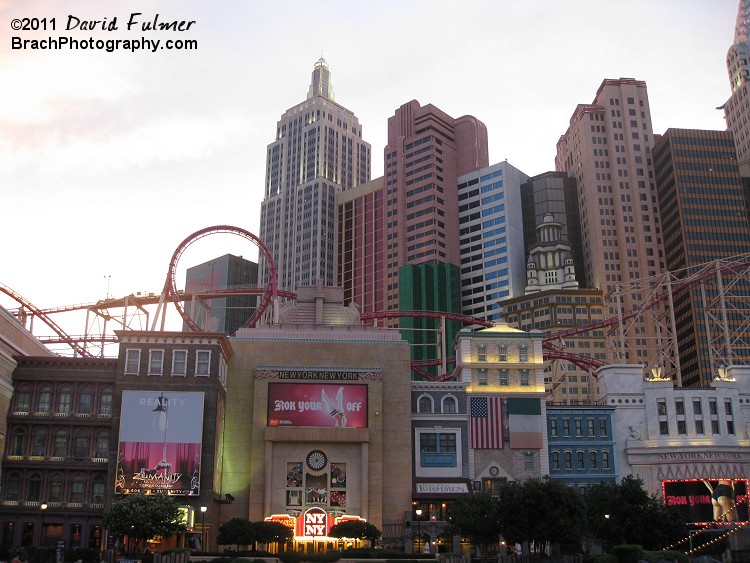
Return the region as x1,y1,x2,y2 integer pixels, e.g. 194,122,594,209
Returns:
267,383,367,428
115,390,204,495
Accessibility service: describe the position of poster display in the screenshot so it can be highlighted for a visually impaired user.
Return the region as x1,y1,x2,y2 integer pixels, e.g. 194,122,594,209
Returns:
115,390,204,495
662,478,749,524
267,383,367,428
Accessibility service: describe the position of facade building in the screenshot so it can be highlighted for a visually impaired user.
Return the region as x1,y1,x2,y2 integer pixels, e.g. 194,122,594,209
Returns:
184,254,259,335
546,405,617,491
2,356,116,549
521,171,585,285
457,161,528,322
555,78,666,366
259,59,371,293
723,0,750,176
652,129,750,387
598,363,750,527
337,176,386,315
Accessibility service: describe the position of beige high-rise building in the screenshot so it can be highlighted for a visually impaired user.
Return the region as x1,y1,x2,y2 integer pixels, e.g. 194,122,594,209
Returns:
555,78,665,366
723,0,750,176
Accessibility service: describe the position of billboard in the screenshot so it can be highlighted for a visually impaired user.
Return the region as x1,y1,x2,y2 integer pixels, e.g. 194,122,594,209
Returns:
662,479,749,524
115,390,204,495
267,383,367,428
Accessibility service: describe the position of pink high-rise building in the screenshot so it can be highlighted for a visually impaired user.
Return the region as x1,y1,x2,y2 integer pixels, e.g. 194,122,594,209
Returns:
723,0,750,175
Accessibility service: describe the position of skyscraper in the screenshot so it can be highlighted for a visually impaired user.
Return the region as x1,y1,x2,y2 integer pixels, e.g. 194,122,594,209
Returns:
652,128,750,386
555,78,665,366
723,0,750,176
259,59,371,293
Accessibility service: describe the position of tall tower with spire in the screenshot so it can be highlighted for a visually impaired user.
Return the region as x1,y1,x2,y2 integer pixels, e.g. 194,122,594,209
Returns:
259,59,371,293
723,0,750,176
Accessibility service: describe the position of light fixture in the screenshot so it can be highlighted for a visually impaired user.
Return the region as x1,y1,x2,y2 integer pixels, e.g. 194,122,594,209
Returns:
200,506,207,552
415,508,423,554
40,503,48,547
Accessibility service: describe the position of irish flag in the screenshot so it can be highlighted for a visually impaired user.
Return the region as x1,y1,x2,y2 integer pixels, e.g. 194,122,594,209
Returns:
507,397,542,448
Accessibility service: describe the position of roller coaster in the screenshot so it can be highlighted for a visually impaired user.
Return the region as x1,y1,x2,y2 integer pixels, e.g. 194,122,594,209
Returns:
3,226,750,385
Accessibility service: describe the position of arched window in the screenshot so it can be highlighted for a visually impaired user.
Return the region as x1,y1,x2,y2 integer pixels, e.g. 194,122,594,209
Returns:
99,390,113,415
57,388,72,414
9,428,25,456
69,475,85,503
92,476,105,504
31,429,47,456
74,431,90,459
442,396,457,414
14,388,31,413
38,388,52,413
5,472,21,501
53,430,68,457
418,396,433,413
79,388,93,414
27,473,42,502
49,474,64,502
94,431,109,458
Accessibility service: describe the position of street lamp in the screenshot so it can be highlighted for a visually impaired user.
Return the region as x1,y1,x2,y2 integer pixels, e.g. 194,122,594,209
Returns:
200,506,207,552
415,508,423,554
40,503,48,547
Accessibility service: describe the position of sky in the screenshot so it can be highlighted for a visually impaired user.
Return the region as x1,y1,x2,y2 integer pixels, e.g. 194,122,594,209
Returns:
0,0,740,344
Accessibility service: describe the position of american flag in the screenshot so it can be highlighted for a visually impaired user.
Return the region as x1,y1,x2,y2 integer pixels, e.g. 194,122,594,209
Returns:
470,396,503,449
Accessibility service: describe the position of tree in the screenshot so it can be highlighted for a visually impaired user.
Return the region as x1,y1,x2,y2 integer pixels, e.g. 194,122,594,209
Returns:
254,521,294,551
584,475,687,550
328,520,382,546
496,478,586,553
447,492,502,556
217,518,255,551
102,494,187,552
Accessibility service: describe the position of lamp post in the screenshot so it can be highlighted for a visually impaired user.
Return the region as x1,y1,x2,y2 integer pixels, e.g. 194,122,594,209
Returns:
40,503,48,548
200,506,207,552
415,508,422,554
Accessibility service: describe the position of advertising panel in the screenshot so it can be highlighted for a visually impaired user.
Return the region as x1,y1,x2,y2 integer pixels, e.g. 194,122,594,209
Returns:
115,390,204,495
267,383,367,428
662,479,749,524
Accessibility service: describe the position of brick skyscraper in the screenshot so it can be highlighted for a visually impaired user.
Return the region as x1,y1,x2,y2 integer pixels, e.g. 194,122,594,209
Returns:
259,59,371,293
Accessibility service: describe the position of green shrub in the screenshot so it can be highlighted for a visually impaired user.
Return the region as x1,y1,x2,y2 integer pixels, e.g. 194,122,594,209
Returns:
612,544,643,563
641,550,689,563
584,555,618,563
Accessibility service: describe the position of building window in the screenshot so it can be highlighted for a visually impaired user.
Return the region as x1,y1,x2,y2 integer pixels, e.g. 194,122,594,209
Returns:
10,430,24,456
27,474,42,502
677,420,687,435
693,399,702,415
49,477,63,502
675,400,684,415
14,391,31,413
478,368,488,386
728,420,735,435
125,349,141,375
725,400,733,416
519,345,529,362
562,419,570,437
172,350,188,376
695,419,705,434
95,434,109,458
92,476,105,504
58,392,72,414
31,430,47,456
498,345,508,362
711,419,720,434
575,419,583,437
709,399,718,415
659,420,669,435
442,396,457,414
551,451,560,470
148,350,164,375
657,400,667,416
53,431,68,457
564,451,572,470
195,350,211,376
477,345,487,362
499,369,509,386
599,419,607,437
419,431,458,468
79,392,92,414
524,452,534,470
588,419,595,437
74,436,89,458
589,451,597,469
100,392,113,415
602,451,610,469
5,473,21,501
418,396,433,413
38,390,51,413
70,478,84,503
550,419,558,437
577,451,585,470
520,370,530,386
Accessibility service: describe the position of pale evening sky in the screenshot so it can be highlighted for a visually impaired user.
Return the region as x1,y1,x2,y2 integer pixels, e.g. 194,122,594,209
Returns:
0,0,739,341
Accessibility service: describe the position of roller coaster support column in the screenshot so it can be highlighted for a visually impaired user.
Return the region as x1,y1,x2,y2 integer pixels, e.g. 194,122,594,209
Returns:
440,316,447,376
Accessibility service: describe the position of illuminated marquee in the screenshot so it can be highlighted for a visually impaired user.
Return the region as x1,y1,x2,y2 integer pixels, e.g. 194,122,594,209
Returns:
265,511,366,539
267,383,368,428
